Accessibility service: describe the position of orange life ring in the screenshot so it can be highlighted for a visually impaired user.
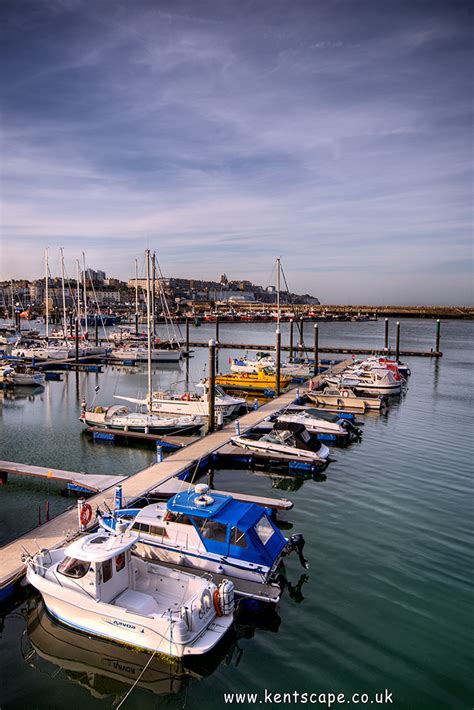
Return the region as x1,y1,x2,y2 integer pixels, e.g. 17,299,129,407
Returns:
213,588,223,617
80,503,93,527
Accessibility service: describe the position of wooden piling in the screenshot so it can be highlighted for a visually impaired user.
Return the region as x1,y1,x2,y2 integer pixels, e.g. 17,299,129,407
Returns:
208,339,216,433
289,319,294,360
313,324,319,376
396,321,400,361
75,317,79,363
384,318,389,350
435,319,441,353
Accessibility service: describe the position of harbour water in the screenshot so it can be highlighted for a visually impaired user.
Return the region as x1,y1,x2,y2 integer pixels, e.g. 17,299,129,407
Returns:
0,318,473,709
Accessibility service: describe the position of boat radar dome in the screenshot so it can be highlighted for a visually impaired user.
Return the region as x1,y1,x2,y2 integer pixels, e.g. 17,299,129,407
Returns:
194,483,214,507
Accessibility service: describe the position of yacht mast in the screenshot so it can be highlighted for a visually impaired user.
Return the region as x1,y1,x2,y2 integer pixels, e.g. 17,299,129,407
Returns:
60,248,67,339
145,249,153,411
276,256,281,327
135,258,139,318
82,252,88,338
45,248,49,339
76,259,81,327
151,251,156,340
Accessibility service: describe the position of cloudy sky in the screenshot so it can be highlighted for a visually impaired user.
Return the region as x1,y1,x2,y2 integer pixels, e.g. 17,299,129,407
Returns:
1,0,472,304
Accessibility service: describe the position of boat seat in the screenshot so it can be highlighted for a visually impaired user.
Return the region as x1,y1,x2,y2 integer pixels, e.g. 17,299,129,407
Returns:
114,589,159,616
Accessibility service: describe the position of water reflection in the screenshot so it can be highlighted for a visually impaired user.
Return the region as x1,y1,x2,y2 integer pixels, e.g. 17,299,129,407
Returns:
0,386,45,403
24,599,234,701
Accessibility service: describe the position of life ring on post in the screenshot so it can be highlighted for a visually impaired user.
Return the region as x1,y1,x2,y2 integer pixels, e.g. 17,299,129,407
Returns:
80,503,93,527
213,588,223,616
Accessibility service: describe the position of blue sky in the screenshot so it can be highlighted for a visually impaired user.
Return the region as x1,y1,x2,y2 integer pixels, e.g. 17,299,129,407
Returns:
1,0,472,304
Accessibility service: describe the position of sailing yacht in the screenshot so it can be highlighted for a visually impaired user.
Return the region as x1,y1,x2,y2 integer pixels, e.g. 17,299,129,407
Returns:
80,250,203,435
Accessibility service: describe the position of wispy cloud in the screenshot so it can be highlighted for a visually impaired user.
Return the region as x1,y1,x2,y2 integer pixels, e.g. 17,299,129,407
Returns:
0,0,472,304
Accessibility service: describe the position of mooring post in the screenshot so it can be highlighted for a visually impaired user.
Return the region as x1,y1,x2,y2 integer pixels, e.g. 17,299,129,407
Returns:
396,321,400,361
135,311,139,336
95,317,99,346
235,420,241,435
156,444,163,463
115,485,123,509
313,324,319,376
69,311,73,337
435,319,441,353
208,339,216,433
299,317,304,350
289,319,294,360
185,317,190,354
276,327,281,397
384,318,389,351
75,317,79,363
215,315,220,345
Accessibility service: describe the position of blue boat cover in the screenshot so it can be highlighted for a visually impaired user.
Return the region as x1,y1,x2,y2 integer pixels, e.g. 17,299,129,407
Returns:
167,491,287,565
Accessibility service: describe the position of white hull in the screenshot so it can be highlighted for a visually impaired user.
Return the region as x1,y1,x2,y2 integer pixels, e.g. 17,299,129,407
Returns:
109,348,182,363
30,580,231,658
12,373,45,386
81,410,203,434
232,435,329,462
136,541,272,586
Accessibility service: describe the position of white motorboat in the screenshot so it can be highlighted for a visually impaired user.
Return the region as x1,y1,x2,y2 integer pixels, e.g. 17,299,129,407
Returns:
99,484,308,602
307,386,384,411
24,527,234,657
231,352,275,374
0,364,45,386
232,422,330,463
270,410,362,440
80,404,204,435
325,368,402,395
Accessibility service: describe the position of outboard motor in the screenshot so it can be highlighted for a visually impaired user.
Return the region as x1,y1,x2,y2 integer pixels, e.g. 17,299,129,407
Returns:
341,419,363,439
287,533,309,570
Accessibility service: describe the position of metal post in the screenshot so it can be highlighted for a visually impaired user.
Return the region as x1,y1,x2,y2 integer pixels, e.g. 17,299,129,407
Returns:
396,321,400,361
435,319,441,353
276,327,281,397
185,317,190,354
299,317,304,350
313,324,319,376
75,317,79,363
235,420,241,435
289,319,294,360
208,339,216,432
115,485,123,509
95,317,99,345
135,312,139,336
384,318,389,350
156,444,163,463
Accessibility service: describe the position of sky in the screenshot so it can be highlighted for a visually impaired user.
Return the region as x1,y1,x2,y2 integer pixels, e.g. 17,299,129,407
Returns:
0,0,472,305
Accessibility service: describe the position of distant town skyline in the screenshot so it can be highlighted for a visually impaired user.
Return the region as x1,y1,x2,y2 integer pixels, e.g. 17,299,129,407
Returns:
1,0,472,305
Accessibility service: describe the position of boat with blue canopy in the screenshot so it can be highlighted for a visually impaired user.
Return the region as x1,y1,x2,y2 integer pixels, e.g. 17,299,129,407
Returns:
99,484,308,603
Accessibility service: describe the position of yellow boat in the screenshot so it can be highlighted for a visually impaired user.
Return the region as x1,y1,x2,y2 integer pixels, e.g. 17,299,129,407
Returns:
215,367,292,392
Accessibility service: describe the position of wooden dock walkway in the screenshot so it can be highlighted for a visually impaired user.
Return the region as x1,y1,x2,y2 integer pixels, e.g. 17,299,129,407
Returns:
0,461,125,493
189,342,442,357
0,359,350,597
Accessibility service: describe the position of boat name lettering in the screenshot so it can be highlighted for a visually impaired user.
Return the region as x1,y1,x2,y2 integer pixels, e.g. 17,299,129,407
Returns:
103,617,137,630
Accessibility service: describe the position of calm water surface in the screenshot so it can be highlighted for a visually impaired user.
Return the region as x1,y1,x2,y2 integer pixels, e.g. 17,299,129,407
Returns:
0,318,472,709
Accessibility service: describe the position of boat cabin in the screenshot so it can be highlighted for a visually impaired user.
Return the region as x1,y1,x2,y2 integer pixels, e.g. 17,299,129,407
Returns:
271,421,323,452
56,531,137,603
132,490,286,568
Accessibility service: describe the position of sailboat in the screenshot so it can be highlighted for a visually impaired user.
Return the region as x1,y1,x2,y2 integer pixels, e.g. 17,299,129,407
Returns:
12,249,72,361
80,250,204,435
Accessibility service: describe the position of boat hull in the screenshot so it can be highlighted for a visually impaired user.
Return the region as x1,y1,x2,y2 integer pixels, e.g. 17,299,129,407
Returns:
27,571,232,658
